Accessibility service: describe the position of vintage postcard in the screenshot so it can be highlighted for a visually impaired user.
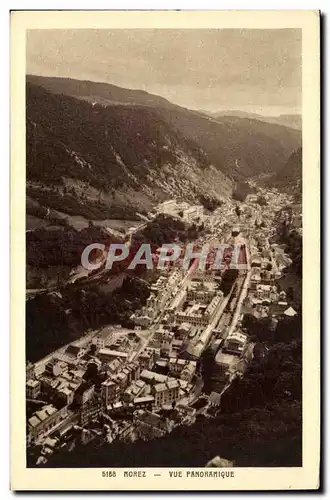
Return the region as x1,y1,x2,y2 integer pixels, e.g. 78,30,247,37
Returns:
11,10,320,491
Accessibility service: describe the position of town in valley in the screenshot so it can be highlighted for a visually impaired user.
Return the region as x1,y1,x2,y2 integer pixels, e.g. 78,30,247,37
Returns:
25,28,303,469
26,186,302,466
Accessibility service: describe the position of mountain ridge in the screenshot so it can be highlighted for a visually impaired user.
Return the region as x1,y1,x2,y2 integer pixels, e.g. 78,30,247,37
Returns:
26,81,232,223
26,74,302,219
26,74,183,111
205,110,302,131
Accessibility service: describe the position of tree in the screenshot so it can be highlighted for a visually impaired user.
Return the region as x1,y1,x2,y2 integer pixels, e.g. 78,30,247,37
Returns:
287,286,294,302
256,196,267,206
235,205,242,217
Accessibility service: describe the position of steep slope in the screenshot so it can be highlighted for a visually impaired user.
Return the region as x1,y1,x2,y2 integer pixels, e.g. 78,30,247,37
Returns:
27,82,232,222
27,75,302,182
272,147,302,195
158,110,301,180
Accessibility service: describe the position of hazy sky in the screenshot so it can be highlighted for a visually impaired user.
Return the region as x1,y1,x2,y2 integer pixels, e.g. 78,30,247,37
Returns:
26,29,301,115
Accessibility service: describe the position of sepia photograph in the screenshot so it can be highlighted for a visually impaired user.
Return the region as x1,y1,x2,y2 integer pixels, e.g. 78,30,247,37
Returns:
10,10,320,491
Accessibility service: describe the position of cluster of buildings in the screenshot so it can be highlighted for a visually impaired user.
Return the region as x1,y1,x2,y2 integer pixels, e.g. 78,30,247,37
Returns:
26,186,300,464
26,318,202,463
153,199,204,223
174,285,224,328
205,189,299,394
130,269,183,326
243,234,296,319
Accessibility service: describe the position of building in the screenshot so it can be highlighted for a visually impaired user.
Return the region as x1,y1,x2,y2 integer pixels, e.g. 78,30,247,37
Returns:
65,344,87,359
205,294,224,318
101,379,120,407
44,360,68,378
223,331,248,356
275,253,292,270
209,391,222,407
180,361,197,383
186,281,217,303
166,290,186,318
205,456,235,467
125,362,141,383
255,284,272,300
112,370,130,390
28,405,68,443
53,352,80,368
26,362,35,381
136,268,183,325
148,329,174,352
129,314,153,327
183,205,203,222
168,358,197,383
157,199,178,216
176,323,192,339
152,380,180,408
214,351,240,378
133,410,173,440
57,387,74,406
26,379,41,399
283,306,298,317
80,393,102,426
138,351,154,370
175,290,224,327
123,379,147,403
168,357,187,376
251,258,262,268
140,370,166,385
176,403,196,425
98,348,128,363
106,358,124,376
155,358,169,374
75,381,95,406
94,326,115,349
133,396,155,411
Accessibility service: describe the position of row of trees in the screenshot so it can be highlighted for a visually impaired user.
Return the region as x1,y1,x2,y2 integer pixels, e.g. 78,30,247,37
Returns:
133,214,204,249
26,225,113,269
26,275,151,363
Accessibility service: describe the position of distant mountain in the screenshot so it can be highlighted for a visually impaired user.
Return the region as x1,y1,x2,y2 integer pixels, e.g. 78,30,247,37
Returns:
207,110,302,131
27,81,232,221
27,75,302,183
159,110,301,180
26,75,303,234
270,114,302,131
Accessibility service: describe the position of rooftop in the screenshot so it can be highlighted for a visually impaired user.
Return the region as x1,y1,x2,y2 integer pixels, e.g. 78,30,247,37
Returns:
97,326,114,340
215,351,239,366
135,410,162,428
32,404,58,425
284,306,297,317
133,396,155,404
154,383,167,393
98,348,128,359
209,391,221,406
26,379,39,388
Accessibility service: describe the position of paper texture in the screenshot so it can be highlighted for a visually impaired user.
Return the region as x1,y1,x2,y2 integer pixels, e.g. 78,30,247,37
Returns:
11,10,320,491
